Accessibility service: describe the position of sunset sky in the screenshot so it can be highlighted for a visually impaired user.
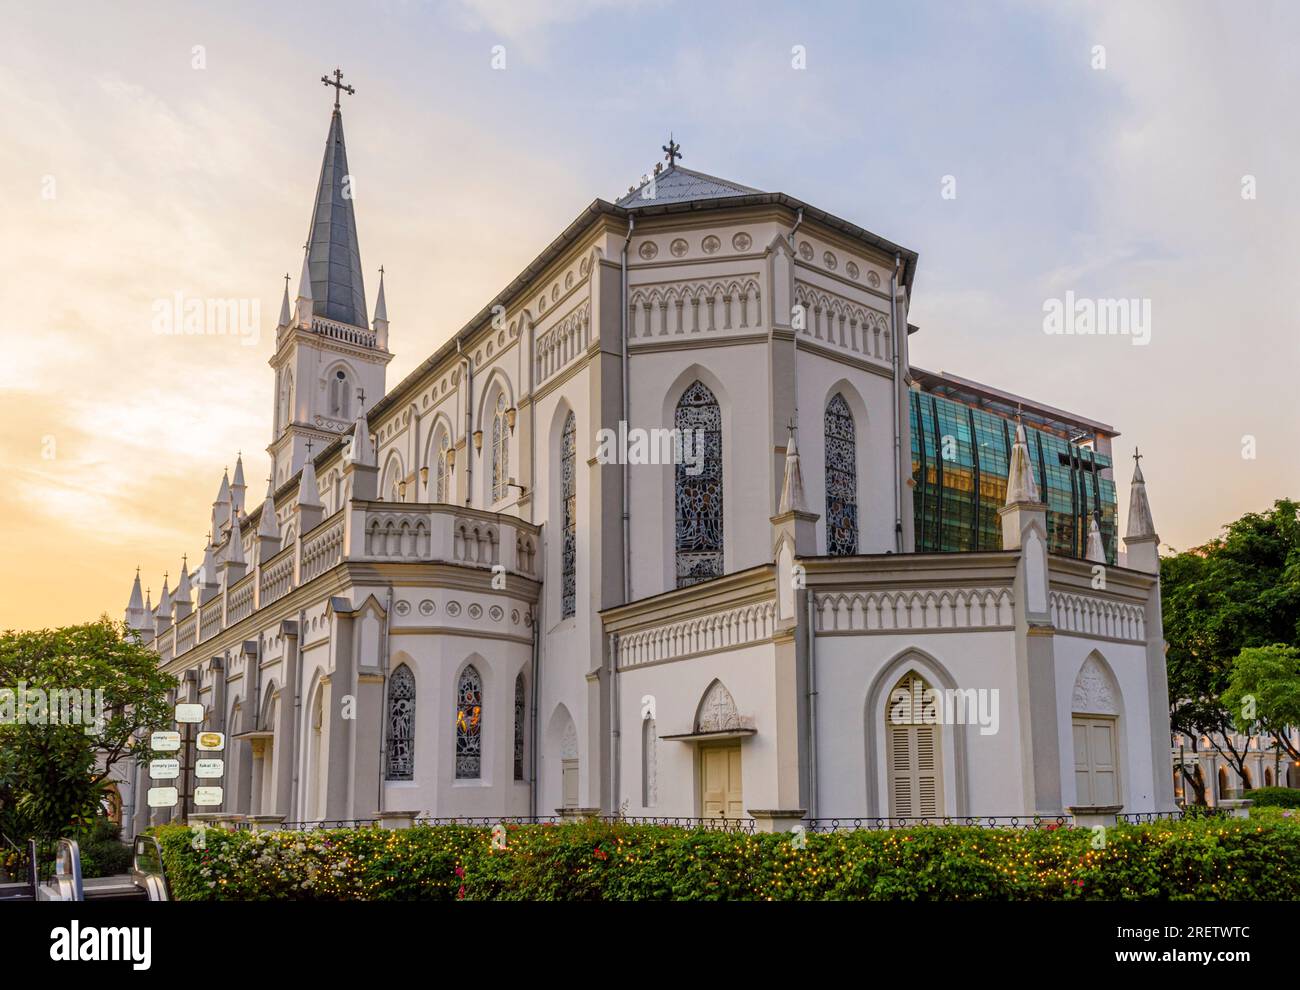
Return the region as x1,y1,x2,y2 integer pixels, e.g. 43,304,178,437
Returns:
2,0,1297,631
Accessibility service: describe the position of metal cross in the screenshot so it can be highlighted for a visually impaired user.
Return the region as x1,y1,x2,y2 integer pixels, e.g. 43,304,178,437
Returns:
357,387,366,410
1133,446,1142,463
305,439,314,456
662,134,681,166
321,68,355,111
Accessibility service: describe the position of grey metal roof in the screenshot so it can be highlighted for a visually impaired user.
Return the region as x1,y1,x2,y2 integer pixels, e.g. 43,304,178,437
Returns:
615,164,761,208
305,110,368,328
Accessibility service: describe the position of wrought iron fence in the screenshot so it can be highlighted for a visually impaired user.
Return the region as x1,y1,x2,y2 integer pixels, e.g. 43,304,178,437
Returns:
804,816,1072,832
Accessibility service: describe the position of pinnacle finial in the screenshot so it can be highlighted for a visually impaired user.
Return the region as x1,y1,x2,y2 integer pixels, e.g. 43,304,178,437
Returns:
321,67,355,111
662,134,682,166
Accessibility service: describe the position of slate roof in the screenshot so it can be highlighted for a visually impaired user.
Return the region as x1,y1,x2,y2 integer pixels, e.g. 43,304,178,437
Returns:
304,110,368,328
615,164,762,208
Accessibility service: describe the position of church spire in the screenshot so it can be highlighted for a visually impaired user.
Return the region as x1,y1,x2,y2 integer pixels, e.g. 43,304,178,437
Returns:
778,428,807,515
278,273,292,329
124,568,145,630
1085,515,1106,563
257,476,280,539
231,452,247,515
1004,421,1041,505
1123,447,1160,573
303,80,368,329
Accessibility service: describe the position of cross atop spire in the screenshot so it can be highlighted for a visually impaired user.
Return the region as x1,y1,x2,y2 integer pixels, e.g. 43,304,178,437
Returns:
662,134,682,166
1133,446,1142,463
321,68,355,111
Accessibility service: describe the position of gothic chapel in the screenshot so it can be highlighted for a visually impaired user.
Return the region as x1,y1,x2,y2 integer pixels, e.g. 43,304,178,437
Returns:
119,82,1176,834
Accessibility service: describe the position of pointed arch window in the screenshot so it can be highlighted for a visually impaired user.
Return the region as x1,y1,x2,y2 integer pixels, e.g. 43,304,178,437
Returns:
455,665,483,779
435,431,450,502
886,672,943,818
278,370,293,432
675,381,723,587
513,672,526,781
386,664,416,781
491,393,509,502
561,411,577,617
825,392,858,555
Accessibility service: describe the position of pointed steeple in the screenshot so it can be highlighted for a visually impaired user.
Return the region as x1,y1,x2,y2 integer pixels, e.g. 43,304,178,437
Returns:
257,476,280,538
1123,447,1159,573
213,468,232,532
298,453,323,508
295,246,314,326
778,429,807,514
1125,448,1157,541
175,557,192,600
1085,516,1106,563
155,575,173,632
303,108,368,328
278,274,292,329
231,453,247,515
345,409,375,467
372,266,389,349
227,508,246,566
125,568,145,629
1004,422,1041,505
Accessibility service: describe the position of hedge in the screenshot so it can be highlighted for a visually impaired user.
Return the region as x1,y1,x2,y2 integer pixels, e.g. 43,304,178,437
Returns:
1248,786,1300,809
153,816,1300,901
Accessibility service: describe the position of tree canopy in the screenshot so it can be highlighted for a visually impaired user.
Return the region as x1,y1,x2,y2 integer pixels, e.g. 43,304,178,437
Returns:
0,618,175,845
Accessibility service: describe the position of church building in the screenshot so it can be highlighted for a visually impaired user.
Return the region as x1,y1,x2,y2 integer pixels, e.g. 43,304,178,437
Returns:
119,83,1176,834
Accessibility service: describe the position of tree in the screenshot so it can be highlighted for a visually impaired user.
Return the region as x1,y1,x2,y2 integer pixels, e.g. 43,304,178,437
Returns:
1161,499,1300,800
0,618,175,846
1223,644,1300,763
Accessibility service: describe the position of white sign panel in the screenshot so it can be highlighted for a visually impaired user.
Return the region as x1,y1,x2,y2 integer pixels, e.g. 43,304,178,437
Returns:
174,703,205,724
149,758,180,780
147,786,178,808
150,730,181,752
193,786,223,807
196,731,226,752
194,759,224,779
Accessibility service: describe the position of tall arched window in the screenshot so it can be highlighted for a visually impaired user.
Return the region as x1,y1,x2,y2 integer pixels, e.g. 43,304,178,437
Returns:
825,392,858,555
561,411,577,617
491,393,509,502
387,664,416,780
513,672,526,781
455,665,483,779
330,369,351,420
435,431,450,502
642,717,658,807
675,380,723,587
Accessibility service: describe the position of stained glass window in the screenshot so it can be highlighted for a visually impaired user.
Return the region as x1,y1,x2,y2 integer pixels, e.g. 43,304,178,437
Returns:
561,411,577,617
675,381,723,587
435,432,449,502
455,665,483,779
513,672,526,781
387,664,415,781
491,394,509,502
825,393,858,556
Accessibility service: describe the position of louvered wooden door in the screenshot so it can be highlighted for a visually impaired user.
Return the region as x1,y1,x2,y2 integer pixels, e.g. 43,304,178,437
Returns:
1072,716,1118,807
700,742,743,819
888,721,942,818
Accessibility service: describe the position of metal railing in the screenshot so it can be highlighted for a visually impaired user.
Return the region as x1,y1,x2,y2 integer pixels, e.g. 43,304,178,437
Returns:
805,816,1073,832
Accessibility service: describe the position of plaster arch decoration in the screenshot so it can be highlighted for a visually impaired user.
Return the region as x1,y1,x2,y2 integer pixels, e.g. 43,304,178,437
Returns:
695,679,745,733
1071,652,1122,717
379,451,405,503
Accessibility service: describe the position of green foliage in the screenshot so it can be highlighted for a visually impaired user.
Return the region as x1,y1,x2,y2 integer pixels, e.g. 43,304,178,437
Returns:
0,619,176,846
79,819,133,878
1247,787,1300,809
153,817,1300,902
1223,644,1300,737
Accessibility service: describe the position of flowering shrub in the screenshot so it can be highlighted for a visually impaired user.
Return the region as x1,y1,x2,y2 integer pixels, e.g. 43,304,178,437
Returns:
154,815,1300,901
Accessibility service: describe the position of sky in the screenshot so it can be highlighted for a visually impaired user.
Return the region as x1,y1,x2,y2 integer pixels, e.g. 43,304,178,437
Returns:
1,0,1296,630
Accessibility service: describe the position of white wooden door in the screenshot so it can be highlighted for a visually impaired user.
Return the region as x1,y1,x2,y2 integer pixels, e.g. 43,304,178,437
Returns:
1072,716,1118,806
561,758,578,808
700,743,742,819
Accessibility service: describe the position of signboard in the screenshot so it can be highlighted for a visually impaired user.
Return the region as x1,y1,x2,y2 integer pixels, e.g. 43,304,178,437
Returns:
193,786,223,807
149,759,180,780
150,730,182,752
195,758,224,779
147,786,178,808
196,731,226,752
174,703,205,724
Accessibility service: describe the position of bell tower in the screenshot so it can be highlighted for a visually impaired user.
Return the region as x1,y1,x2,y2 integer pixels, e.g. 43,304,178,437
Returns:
268,69,392,489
